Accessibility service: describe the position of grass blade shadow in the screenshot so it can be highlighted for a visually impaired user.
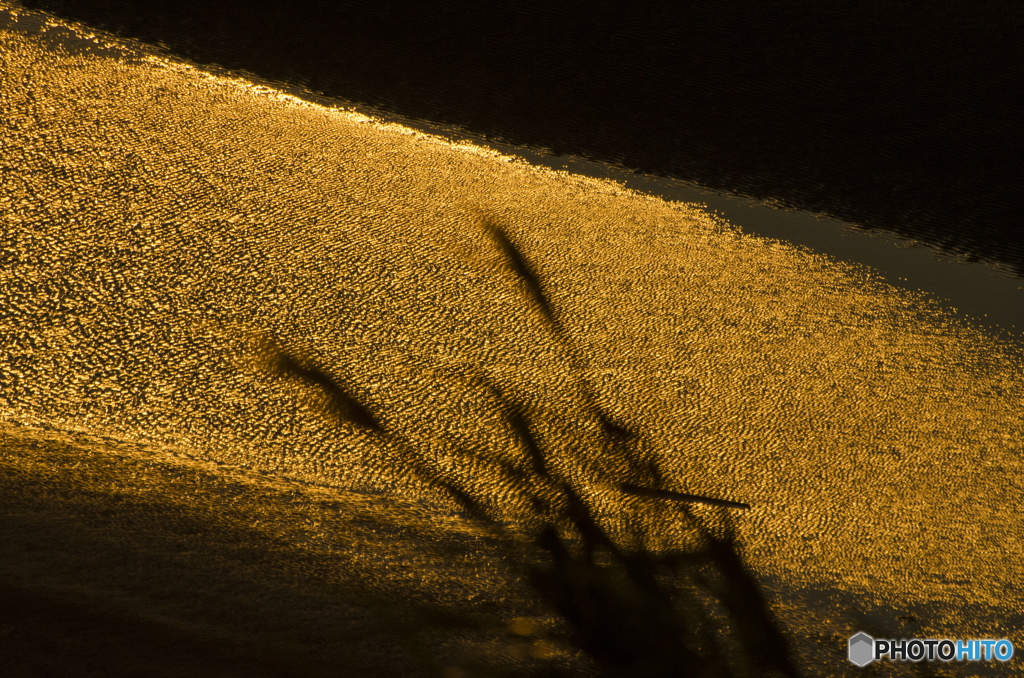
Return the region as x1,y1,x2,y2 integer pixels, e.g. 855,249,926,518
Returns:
260,336,384,433
480,216,562,335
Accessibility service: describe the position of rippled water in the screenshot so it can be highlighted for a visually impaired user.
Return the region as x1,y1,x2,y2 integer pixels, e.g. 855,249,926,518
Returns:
18,0,1024,278
2,6,1022,676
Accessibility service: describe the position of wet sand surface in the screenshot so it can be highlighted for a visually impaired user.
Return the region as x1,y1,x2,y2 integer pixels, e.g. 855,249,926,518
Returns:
2,8,1023,676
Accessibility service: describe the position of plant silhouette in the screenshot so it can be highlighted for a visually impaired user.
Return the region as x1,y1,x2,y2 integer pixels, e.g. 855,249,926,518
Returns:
259,214,799,677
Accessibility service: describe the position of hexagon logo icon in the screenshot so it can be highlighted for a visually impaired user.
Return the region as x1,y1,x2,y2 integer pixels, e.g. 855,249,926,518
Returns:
849,632,875,666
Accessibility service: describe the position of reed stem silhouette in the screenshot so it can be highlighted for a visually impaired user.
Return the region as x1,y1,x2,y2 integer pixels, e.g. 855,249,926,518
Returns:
257,214,798,677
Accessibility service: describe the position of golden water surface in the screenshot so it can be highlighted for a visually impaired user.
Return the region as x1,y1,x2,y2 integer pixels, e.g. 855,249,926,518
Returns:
2,8,1022,676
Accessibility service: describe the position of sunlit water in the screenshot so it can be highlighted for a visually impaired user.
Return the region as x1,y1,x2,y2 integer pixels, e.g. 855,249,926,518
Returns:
2,5,1022,675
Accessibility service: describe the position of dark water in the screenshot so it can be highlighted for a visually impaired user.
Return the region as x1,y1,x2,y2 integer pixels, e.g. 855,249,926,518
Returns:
20,0,1024,277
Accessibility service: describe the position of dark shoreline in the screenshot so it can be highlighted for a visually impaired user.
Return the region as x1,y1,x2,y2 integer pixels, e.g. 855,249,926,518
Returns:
19,0,1024,277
